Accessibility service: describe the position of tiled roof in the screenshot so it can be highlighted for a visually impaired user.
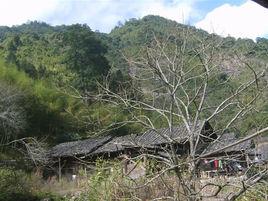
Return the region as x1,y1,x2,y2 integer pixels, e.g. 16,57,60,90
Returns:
254,137,268,161
49,121,213,158
49,136,112,157
93,121,212,154
204,133,252,154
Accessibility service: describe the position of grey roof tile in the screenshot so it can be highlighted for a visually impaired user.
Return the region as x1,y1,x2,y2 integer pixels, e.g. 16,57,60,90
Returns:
204,133,252,154
50,136,112,157
49,121,213,157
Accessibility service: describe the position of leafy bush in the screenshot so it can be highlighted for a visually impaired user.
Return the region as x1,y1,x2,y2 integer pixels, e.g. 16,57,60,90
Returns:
0,168,38,201
76,159,178,201
0,167,66,201
238,182,268,201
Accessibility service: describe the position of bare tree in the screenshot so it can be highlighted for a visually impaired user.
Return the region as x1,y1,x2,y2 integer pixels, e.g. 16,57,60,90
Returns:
0,82,26,143
95,27,268,200
0,83,51,170
1,137,50,167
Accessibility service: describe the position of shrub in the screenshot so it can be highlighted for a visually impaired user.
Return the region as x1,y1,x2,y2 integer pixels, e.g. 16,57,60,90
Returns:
0,167,65,201
76,159,178,201
0,167,37,201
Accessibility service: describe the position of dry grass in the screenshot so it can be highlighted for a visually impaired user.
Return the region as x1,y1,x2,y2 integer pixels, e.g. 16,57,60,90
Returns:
17,162,267,201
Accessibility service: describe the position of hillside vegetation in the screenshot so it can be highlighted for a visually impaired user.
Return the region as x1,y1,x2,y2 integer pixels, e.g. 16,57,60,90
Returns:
0,15,267,145
0,15,267,201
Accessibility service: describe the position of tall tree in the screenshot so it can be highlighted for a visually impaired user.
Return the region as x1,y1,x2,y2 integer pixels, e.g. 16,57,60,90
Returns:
0,82,25,143
98,29,268,200
4,34,21,64
63,24,110,92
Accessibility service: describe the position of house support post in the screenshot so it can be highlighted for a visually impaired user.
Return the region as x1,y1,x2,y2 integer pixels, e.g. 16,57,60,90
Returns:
246,154,250,168
58,157,61,182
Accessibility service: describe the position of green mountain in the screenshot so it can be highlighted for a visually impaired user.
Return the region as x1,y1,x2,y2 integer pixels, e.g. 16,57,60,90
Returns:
0,15,267,145
105,16,267,133
106,15,268,72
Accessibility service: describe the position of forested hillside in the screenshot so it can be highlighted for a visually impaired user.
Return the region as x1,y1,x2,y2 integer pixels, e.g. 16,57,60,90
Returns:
0,14,267,201
0,16,267,147
106,15,268,134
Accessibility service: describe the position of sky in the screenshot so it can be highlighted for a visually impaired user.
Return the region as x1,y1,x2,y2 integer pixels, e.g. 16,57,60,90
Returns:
0,0,268,40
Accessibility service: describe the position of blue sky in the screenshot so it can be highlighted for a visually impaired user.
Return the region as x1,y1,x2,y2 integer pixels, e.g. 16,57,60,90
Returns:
0,0,268,40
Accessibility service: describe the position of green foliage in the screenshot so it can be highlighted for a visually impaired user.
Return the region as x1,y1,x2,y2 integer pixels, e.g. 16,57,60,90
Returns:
0,81,26,143
107,15,208,73
2,31,74,84
0,15,267,143
0,167,66,201
0,168,37,201
0,57,85,143
77,160,124,201
76,159,180,201
0,47,133,143
63,24,110,91
1,23,110,91
106,15,268,134
0,15,267,201
238,182,268,201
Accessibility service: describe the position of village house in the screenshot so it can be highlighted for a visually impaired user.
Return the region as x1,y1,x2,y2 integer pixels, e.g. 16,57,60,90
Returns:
198,132,253,178
253,136,268,162
48,121,266,180
198,134,268,178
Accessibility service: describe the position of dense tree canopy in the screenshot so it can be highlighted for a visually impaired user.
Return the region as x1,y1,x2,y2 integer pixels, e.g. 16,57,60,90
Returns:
63,24,110,91
0,16,267,147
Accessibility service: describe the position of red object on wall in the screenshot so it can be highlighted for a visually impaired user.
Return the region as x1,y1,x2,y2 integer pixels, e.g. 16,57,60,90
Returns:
214,160,219,169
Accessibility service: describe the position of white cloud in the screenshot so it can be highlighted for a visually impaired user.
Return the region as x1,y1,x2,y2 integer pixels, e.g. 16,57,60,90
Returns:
0,0,59,26
45,0,195,32
0,0,195,32
138,0,193,24
195,0,268,39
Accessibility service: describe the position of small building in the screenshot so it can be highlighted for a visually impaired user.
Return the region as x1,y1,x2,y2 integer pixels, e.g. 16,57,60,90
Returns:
199,133,253,178
252,136,268,164
48,121,215,178
48,121,266,179
49,135,112,179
